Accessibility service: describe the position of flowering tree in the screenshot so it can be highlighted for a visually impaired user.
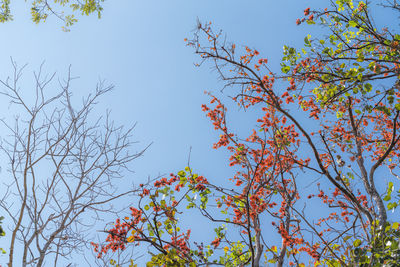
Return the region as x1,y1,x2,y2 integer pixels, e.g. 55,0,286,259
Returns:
98,0,400,266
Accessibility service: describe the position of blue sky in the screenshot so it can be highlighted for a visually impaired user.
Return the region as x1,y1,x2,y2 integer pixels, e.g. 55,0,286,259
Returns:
0,0,343,265
0,0,320,189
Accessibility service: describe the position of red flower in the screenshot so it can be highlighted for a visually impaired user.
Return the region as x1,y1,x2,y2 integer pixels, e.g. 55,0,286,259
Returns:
211,238,221,248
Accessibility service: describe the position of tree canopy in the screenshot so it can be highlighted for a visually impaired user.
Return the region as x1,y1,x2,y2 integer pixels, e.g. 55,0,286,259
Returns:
96,0,400,266
0,0,104,30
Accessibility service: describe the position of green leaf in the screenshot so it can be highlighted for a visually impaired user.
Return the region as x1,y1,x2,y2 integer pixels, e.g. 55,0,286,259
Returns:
178,170,186,177
388,182,394,194
353,239,361,247
348,20,357,27
364,83,372,92
384,194,392,201
387,202,398,210
281,66,290,74
304,35,311,46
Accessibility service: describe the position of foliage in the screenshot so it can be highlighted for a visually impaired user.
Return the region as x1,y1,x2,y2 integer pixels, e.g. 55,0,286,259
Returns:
0,216,5,255
0,0,105,30
350,220,400,266
97,0,400,266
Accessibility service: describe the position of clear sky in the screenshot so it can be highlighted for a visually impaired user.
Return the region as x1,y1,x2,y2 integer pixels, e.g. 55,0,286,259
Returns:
0,0,322,179
0,0,357,265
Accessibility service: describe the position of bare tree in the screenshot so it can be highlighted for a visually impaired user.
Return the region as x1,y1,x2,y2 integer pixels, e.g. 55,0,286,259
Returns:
0,60,145,267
